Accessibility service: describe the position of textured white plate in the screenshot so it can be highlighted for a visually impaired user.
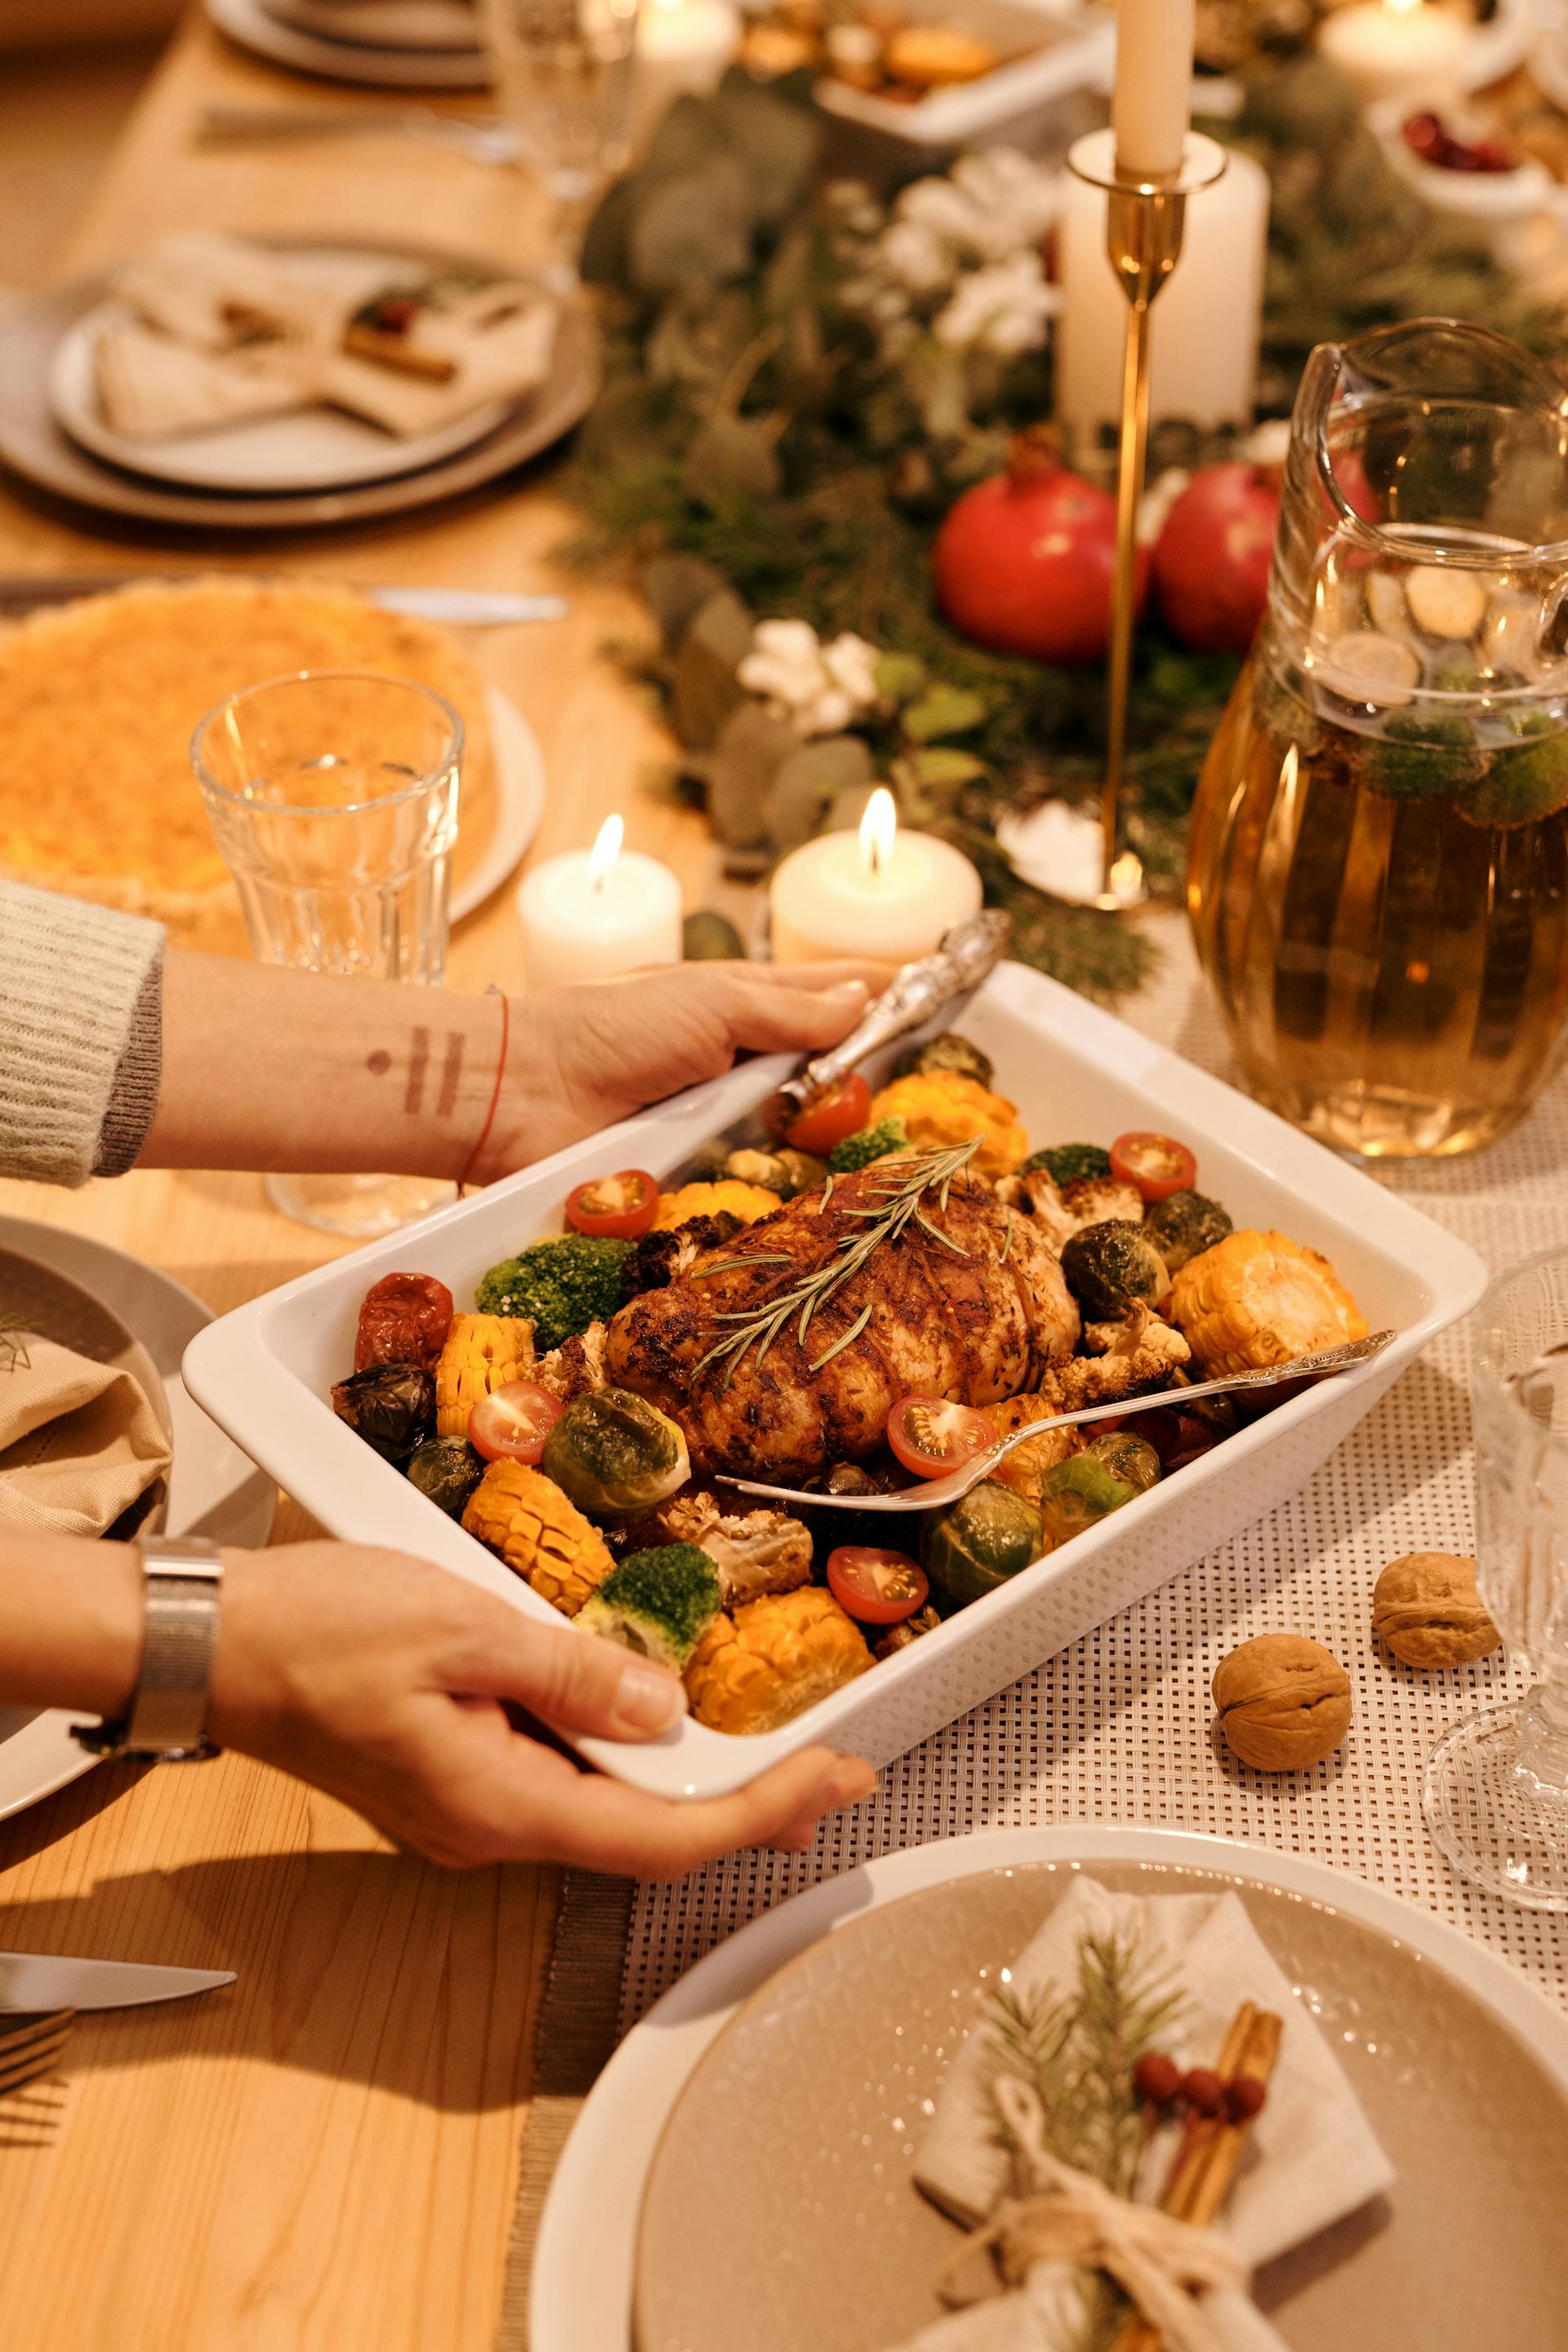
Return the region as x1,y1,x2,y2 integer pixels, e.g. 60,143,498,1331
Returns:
50,274,513,496
207,0,488,85
451,685,546,921
265,0,479,52
0,1218,276,1825
183,960,1487,1803
531,1823,1568,2352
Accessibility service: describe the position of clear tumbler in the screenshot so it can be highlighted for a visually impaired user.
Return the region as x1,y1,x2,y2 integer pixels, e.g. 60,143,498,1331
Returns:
193,670,462,1238
1423,1243,1568,1909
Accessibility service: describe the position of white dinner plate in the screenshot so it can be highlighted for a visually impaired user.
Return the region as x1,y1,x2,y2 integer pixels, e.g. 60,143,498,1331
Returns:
0,1218,277,1826
265,0,480,52
452,685,546,921
531,1824,1568,2352
50,267,515,497
206,0,489,86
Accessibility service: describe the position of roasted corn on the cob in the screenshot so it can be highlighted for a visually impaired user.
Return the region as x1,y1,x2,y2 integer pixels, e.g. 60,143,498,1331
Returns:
461,1460,612,1616
1169,1228,1367,1377
435,1312,535,1437
684,1588,873,1735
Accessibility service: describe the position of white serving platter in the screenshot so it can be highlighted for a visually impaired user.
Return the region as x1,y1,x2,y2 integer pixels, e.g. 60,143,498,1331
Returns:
206,0,488,86
815,0,1113,149
183,960,1487,1802
530,1822,1568,2352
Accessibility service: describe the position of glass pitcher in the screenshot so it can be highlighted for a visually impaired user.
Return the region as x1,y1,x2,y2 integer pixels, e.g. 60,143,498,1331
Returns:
1187,319,1568,1158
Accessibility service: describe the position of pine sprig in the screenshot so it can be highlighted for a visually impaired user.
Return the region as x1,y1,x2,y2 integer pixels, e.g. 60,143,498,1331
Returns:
982,1929,1185,2200
695,1140,978,1382
0,1311,33,1374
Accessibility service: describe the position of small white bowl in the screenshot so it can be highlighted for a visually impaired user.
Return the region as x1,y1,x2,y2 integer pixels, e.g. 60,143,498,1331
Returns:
1368,95,1563,247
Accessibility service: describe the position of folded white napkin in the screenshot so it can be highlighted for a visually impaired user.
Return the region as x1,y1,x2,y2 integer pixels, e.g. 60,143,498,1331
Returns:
323,299,557,437
0,1332,172,1539
898,1876,1395,2352
94,323,314,439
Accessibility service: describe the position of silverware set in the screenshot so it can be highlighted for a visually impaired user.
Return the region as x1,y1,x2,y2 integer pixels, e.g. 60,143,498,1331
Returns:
0,1953,235,2109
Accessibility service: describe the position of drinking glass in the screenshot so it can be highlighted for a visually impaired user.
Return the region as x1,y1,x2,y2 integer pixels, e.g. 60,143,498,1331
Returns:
1423,1244,1568,1909
193,670,462,1240
478,0,640,272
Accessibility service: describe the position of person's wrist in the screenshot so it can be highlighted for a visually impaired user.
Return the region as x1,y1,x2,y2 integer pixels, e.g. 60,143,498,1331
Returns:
204,1547,289,1748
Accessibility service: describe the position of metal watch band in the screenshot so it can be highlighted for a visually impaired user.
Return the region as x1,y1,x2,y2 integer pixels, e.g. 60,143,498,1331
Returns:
71,1536,225,1762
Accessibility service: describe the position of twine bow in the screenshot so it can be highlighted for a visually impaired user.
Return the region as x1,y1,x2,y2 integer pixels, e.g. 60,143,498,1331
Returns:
935,2076,1248,2352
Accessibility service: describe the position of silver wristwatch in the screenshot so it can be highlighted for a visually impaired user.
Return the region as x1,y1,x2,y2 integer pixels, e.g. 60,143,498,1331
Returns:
72,1535,225,1762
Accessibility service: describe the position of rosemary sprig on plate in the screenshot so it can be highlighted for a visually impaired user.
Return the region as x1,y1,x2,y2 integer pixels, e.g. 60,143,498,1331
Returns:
0,1310,33,1375
695,1140,980,1384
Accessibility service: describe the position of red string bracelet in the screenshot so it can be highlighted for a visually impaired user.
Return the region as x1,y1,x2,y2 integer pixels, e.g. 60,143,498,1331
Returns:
458,985,510,1194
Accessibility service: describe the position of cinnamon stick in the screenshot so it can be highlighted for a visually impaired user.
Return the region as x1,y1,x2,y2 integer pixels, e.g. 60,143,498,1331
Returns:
1106,2002,1284,2352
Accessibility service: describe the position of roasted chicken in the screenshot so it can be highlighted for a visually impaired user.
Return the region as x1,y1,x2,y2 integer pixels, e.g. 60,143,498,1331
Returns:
604,1165,1080,1481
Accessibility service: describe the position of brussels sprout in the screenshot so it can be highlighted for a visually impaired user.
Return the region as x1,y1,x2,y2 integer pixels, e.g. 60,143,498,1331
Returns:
330,1363,434,1463
540,1386,691,1520
407,1434,486,1518
1019,1143,1113,1187
920,1479,1045,1611
1059,1221,1170,1320
888,1031,996,1089
683,909,746,961
1083,1431,1161,1495
724,1145,826,1200
1036,1454,1138,1548
1143,1191,1233,1273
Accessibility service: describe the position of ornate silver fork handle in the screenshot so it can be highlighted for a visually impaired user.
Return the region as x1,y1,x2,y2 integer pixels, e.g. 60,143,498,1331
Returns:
715,1330,1397,1512
772,910,1011,1115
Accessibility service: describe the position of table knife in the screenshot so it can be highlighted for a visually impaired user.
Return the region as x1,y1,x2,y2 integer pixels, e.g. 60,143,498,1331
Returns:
0,575,568,626
0,1952,235,2011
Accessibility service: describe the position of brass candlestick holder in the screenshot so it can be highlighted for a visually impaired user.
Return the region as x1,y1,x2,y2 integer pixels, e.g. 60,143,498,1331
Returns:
1066,128,1229,909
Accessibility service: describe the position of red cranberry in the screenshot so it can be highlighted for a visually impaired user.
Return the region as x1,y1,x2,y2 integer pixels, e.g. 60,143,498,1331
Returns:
1180,2067,1225,2116
1224,2074,1268,2123
1134,2051,1182,2107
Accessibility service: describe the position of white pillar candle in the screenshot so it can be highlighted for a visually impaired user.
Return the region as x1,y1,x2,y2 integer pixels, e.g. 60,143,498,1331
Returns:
1316,0,1468,104
1113,0,1196,180
630,0,740,150
516,815,683,988
1057,145,1271,442
769,789,983,967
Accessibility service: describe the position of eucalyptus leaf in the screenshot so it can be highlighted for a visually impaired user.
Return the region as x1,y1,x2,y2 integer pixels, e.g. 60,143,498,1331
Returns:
670,588,756,751
710,70,822,226
646,287,759,390
874,650,927,705
683,414,783,505
579,175,638,287
904,684,987,741
628,160,756,299
702,697,800,849
643,553,729,650
764,736,874,853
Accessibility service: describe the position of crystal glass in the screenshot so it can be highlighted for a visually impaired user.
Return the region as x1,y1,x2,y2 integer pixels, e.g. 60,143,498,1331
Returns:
1187,319,1568,1159
478,0,639,271
1423,1245,1568,1909
193,670,462,1239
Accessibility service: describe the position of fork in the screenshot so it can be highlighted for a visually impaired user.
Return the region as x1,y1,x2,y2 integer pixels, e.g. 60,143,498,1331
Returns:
197,105,521,167
0,2010,74,2102
712,1332,1397,1512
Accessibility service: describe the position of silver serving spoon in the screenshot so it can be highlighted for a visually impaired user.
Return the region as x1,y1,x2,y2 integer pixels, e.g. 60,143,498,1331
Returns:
714,1331,1396,1513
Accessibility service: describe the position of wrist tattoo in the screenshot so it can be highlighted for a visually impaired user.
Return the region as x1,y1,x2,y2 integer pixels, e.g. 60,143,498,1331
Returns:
365,1028,467,1119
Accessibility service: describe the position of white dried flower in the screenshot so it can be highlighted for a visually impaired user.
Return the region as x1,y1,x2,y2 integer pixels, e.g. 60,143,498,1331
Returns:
1243,418,1292,469
738,620,882,737
933,252,1058,354
949,149,1060,259
895,175,987,250
877,217,954,295
997,800,1127,907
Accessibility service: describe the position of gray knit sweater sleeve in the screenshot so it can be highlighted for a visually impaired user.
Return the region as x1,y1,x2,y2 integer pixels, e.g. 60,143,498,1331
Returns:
0,880,165,1188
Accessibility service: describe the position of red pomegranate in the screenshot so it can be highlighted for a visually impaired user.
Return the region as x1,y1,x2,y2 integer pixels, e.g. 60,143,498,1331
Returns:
1152,461,1282,657
933,430,1144,666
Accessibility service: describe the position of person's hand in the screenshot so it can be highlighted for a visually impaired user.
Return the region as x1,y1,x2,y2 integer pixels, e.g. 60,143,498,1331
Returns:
473,960,884,1183
208,1544,877,1873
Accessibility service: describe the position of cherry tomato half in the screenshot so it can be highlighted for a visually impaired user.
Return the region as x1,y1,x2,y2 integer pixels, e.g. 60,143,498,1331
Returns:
782,1073,872,1157
826,1546,929,1626
564,1169,660,1241
1109,1131,1197,1205
469,1380,564,1465
886,1394,996,1481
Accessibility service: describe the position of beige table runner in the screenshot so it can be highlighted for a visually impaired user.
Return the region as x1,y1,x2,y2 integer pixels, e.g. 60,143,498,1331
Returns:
502,912,1568,2345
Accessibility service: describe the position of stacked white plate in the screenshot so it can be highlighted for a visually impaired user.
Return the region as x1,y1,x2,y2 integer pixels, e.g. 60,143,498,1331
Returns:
207,0,490,89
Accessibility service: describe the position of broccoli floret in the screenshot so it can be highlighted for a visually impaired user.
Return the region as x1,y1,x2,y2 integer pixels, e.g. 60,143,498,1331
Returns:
1020,1143,1112,1187
1143,1189,1233,1272
1059,1220,1170,1319
828,1117,910,1174
475,1236,633,1352
577,1543,723,1671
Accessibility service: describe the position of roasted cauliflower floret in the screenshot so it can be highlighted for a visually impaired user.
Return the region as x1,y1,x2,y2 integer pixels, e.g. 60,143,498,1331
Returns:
996,1167,1142,1254
461,1460,613,1617
684,1588,874,1735
434,1312,536,1438
1082,1302,1192,1372
615,1486,813,1606
535,1321,610,1403
1170,1229,1368,1376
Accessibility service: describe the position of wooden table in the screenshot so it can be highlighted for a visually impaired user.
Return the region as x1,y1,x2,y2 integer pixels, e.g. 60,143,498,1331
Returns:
0,15,720,2345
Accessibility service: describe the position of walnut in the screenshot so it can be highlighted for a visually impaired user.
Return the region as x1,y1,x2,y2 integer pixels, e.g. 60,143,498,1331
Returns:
1372,1552,1501,1670
1212,1633,1352,1772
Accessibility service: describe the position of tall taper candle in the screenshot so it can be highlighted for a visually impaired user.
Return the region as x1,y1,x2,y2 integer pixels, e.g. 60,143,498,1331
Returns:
1112,0,1196,179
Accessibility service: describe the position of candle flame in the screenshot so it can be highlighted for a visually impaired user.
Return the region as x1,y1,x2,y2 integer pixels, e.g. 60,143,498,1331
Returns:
1108,850,1144,906
588,813,624,891
859,786,898,879
1385,0,1420,14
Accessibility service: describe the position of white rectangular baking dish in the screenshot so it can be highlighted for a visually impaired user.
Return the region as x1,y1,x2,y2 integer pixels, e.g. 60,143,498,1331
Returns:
813,0,1113,152
183,960,1487,1801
